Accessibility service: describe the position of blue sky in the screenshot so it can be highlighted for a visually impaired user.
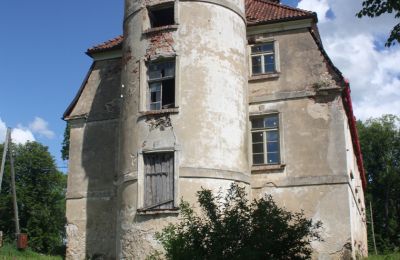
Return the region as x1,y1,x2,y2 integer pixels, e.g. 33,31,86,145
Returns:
0,1,123,169
0,0,399,169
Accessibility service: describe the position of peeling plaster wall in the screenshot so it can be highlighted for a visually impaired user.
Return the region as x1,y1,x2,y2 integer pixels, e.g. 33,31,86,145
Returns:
248,28,340,102
65,4,367,259
66,59,121,259
248,26,368,258
253,184,353,259
117,0,249,258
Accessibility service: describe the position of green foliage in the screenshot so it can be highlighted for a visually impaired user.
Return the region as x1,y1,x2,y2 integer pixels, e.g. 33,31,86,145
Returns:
356,0,400,46
0,243,63,260
61,121,70,161
0,142,66,255
156,183,322,260
357,115,400,253
366,252,400,260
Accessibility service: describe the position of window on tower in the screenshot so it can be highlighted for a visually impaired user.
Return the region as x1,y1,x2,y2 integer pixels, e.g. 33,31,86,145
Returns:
148,3,175,28
148,60,176,110
143,152,175,210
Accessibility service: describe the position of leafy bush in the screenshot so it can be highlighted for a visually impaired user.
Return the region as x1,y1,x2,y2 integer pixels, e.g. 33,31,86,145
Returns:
155,183,322,260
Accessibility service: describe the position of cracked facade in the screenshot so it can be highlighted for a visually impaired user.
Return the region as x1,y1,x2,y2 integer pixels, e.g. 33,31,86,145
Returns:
63,0,368,259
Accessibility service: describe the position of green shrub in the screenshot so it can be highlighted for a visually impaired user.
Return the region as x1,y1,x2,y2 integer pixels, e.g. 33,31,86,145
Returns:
156,183,322,260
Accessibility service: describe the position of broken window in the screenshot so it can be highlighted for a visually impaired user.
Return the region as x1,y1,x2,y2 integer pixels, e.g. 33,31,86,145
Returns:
251,114,280,165
149,4,175,28
143,152,174,210
148,60,175,110
251,42,276,75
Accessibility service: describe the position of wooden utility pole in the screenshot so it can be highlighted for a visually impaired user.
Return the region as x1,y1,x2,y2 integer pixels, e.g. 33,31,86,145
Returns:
370,201,378,255
9,146,20,235
0,128,11,193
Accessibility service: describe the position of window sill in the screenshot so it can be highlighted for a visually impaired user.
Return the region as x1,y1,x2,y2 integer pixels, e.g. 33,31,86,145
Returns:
251,164,285,173
140,108,179,116
143,24,179,35
137,208,179,215
249,72,280,82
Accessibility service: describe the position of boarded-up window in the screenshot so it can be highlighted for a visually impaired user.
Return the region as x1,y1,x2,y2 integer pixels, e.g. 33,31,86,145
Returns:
143,152,174,210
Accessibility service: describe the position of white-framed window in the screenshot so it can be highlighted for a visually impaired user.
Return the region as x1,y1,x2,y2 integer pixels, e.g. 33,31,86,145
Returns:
148,60,175,110
143,152,175,210
148,3,175,28
251,42,276,75
251,114,280,165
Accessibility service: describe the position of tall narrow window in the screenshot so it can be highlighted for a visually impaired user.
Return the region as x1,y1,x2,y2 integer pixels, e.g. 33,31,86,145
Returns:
149,3,175,28
143,152,174,210
148,60,175,110
251,114,280,165
251,42,275,75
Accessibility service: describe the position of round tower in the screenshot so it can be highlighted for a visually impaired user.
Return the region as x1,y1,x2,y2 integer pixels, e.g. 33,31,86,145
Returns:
117,0,249,257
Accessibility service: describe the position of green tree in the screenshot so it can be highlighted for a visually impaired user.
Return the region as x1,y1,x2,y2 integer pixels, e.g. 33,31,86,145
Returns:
61,121,70,161
0,142,66,255
155,183,322,260
357,115,400,253
357,0,400,46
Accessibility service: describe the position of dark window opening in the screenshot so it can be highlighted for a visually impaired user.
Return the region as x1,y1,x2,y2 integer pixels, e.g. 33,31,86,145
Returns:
149,5,175,28
148,60,176,110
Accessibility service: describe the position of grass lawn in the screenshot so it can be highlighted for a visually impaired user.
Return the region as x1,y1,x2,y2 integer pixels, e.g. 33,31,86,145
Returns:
367,253,400,260
0,243,62,260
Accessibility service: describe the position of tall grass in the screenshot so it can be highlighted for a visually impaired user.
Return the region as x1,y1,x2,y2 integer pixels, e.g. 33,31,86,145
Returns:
0,243,62,260
367,253,400,260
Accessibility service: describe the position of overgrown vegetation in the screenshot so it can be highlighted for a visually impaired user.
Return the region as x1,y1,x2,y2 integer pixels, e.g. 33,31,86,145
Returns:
357,115,400,254
154,183,322,260
0,243,62,260
0,142,66,255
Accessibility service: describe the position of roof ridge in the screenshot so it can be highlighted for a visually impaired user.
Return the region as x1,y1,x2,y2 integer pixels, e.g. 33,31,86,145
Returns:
256,0,314,15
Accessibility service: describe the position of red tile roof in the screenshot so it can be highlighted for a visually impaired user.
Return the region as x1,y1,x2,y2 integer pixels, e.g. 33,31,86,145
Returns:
245,0,316,25
87,0,316,54
86,35,123,56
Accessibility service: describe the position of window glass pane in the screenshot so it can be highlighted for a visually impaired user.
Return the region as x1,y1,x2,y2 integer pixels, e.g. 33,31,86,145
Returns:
264,54,275,73
266,131,279,141
252,143,264,153
252,56,262,75
267,141,279,153
253,154,264,164
261,43,274,52
251,45,263,54
264,115,279,128
252,132,263,143
267,152,280,164
149,64,161,79
251,43,273,54
164,62,175,77
150,83,161,102
251,118,264,129
150,103,161,110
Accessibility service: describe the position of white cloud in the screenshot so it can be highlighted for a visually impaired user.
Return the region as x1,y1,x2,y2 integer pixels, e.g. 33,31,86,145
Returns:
28,117,55,139
297,0,400,120
0,116,54,145
11,127,35,145
298,0,330,23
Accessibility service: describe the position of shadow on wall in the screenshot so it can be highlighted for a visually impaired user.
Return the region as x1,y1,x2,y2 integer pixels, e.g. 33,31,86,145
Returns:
82,59,121,259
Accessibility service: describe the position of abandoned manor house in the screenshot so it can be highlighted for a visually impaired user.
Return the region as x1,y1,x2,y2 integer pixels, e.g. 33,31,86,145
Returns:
63,0,368,258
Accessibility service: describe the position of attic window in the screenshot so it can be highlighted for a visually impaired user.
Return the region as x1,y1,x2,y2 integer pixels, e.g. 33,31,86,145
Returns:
149,4,175,28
